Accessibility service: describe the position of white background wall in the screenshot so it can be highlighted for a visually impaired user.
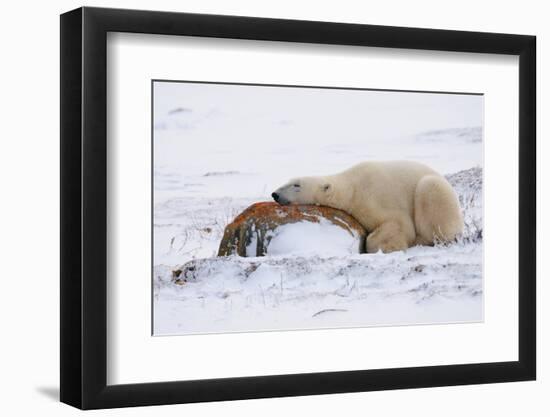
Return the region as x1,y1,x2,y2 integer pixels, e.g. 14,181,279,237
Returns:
0,0,545,415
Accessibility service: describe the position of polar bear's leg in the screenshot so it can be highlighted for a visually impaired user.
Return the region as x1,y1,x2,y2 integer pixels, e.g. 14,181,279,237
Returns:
366,219,415,253
414,175,463,244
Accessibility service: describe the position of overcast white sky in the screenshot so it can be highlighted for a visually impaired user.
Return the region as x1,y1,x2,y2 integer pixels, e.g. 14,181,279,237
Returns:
153,81,483,177
154,81,483,142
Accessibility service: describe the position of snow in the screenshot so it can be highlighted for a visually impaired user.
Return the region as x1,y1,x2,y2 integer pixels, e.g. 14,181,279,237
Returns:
154,242,482,335
265,219,362,256
152,81,484,335
245,226,258,257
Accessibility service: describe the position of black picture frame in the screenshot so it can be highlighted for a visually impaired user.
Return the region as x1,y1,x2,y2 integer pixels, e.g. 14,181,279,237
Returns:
60,6,536,410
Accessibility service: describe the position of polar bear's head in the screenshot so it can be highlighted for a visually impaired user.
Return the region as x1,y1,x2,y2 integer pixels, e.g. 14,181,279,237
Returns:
271,177,332,206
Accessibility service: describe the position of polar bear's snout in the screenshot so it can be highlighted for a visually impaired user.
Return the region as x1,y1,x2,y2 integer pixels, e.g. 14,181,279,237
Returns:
272,191,290,205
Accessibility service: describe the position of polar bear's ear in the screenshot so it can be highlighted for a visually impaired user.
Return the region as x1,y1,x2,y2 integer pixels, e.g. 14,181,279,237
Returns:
322,183,331,192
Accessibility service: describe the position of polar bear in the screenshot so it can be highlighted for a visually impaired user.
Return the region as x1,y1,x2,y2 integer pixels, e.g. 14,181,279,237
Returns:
271,161,463,253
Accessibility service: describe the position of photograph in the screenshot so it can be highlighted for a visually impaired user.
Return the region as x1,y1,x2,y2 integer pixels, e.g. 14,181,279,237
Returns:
152,81,484,336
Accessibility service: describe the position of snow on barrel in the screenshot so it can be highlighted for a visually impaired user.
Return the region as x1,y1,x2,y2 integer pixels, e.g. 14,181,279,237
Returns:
217,202,367,257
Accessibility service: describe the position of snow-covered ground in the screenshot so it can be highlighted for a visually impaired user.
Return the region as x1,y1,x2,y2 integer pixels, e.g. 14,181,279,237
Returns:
153,82,483,335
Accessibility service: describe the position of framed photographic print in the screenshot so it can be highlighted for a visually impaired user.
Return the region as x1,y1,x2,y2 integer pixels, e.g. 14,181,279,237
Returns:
60,6,536,409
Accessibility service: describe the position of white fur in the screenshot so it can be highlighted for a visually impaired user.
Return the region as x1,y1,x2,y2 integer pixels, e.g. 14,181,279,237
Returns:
272,161,464,253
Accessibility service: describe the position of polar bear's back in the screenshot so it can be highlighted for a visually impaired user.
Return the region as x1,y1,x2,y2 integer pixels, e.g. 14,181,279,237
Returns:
346,160,438,180
338,161,443,230
344,160,439,198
